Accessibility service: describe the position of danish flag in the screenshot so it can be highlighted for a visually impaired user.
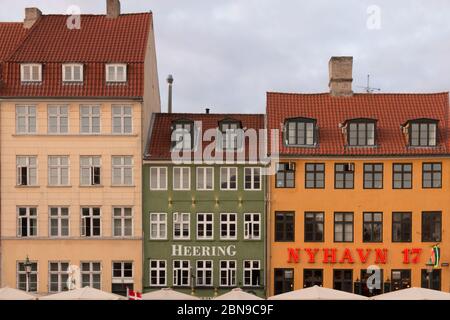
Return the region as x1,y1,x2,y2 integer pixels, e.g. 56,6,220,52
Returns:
127,288,142,300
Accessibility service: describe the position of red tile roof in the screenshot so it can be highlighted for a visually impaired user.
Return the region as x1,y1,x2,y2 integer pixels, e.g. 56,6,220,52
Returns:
0,13,152,98
145,113,265,161
267,92,450,156
0,23,28,61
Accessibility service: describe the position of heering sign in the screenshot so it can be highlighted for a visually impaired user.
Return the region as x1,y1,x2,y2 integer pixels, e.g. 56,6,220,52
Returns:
172,245,237,257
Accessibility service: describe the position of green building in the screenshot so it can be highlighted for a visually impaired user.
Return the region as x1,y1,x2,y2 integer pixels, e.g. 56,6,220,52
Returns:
143,113,266,298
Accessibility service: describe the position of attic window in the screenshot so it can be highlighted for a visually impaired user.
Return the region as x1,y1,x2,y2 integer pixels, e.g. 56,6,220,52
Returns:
219,119,243,150
284,118,316,146
21,64,42,82
346,119,376,146
63,64,83,82
407,119,438,147
106,64,127,82
171,120,194,151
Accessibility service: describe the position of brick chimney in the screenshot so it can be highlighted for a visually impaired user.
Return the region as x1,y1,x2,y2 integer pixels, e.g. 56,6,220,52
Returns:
328,56,353,97
24,8,42,29
106,0,121,19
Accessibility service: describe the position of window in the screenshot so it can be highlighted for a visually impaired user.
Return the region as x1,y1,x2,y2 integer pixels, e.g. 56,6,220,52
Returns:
112,156,133,186
80,105,100,134
363,163,383,189
243,260,261,287
196,167,214,190
112,262,133,296
171,121,194,151
305,163,325,189
220,120,242,150
112,105,132,134
244,167,261,190
391,269,411,291
303,269,323,288
244,213,260,240
81,262,101,289
220,213,237,240
392,212,412,242
80,156,101,186
333,269,353,293
49,207,69,237
62,64,83,82
334,212,353,242
81,207,101,237
150,167,167,190
17,261,38,292
17,207,37,237
196,260,213,287
422,212,441,242
347,120,376,146
106,64,127,82
21,64,42,82
48,106,68,134
220,167,237,190
48,156,69,186
304,212,324,242
274,269,294,295
275,212,295,242
363,212,383,242
149,260,166,287
285,118,316,146
173,260,190,287
393,163,412,189
422,163,442,188
113,207,133,237
197,213,213,240
150,213,167,240
173,212,190,240
276,163,295,188
359,269,383,297
16,156,37,186
173,167,190,190
49,262,69,292
220,261,236,287
335,163,354,189
409,120,437,147
16,105,36,134
421,269,441,290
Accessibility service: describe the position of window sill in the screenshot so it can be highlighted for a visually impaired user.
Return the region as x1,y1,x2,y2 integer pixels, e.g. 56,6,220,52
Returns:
47,185,72,188
13,134,139,137
79,185,104,188
110,185,136,188
15,185,40,189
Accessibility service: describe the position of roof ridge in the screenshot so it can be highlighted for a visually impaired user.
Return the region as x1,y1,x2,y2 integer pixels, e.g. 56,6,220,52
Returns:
267,91,449,96
40,12,152,17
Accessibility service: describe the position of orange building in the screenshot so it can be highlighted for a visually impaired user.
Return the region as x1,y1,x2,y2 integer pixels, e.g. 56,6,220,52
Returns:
266,57,449,297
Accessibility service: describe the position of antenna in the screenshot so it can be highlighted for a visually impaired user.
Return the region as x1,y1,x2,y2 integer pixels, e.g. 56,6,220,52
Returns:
357,74,381,93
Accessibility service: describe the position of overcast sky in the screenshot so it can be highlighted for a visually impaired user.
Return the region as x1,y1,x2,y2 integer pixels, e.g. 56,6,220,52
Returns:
1,0,449,113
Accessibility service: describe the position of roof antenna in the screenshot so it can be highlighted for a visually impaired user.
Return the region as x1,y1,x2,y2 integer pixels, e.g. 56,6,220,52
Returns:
357,74,381,93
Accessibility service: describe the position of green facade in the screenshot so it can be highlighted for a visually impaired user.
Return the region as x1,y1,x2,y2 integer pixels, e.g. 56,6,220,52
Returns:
143,164,266,298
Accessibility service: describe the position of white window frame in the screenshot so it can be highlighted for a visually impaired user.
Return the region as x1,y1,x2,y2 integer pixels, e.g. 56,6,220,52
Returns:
16,156,37,186
48,156,70,186
62,63,83,82
149,167,167,190
17,207,38,237
80,261,101,289
196,260,213,287
112,156,134,186
17,261,38,292
173,260,190,287
80,105,101,134
244,213,261,240
112,105,133,134
112,261,134,285
106,63,127,82
16,105,37,134
197,213,214,240
112,207,133,237
48,261,69,293
21,63,42,82
47,105,69,134
80,156,101,186
149,260,167,287
150,213,167,240
244,167,262,190
196,167,214,191
243,260,261,287
49,207,70,238
220,213,237,240
220,260,236,287
220,167,238,190
81,207,102,237
173,167,191,191
173,212,190,240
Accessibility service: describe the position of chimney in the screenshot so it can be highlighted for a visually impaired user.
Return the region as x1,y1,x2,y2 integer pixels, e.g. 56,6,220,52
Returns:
106,0,121,19
328,56,353,97
24,8,42,29
167,75,174,113
206,108,210,114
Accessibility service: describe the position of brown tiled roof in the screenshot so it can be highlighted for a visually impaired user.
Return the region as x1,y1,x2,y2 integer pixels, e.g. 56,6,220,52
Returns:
267,92,450,156
145,113,265,161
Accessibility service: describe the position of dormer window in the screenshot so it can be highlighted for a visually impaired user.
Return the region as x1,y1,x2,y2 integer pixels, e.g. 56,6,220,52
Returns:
21,64,42,82
63,64,83,82
106,64,127,83
406,119,438,147
346,119,376,146
285,118,316,146
171,120,194,151
219,119,242,150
